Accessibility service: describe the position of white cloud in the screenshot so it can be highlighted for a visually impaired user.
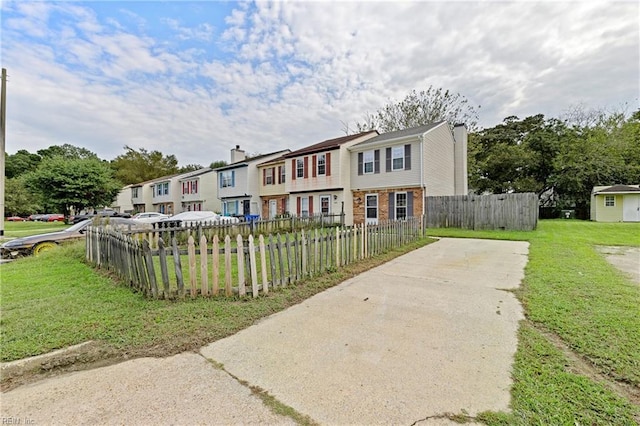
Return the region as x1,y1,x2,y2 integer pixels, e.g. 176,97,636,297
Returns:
2,1,637,167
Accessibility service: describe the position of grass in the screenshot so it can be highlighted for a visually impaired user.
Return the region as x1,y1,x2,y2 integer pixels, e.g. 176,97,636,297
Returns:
429,220,640,424
0,236,434,363
2,220,639,424
2,221,68,240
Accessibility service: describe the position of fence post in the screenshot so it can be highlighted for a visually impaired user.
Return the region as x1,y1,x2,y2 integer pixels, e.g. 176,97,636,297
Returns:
259,235,269,294
237,235,246,296
143,240,158,298
248,235,258,298
173,237,185,298
200,235,209,297
224,235,232,296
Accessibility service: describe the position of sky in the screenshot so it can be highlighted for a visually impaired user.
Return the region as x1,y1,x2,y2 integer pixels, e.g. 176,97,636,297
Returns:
1,0,638,167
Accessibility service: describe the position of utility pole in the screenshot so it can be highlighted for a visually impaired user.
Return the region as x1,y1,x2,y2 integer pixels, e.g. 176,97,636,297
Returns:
1,68,6,237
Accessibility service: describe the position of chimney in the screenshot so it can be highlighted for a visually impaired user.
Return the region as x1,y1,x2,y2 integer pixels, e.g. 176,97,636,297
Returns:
231,145,246,163
453,124,468,195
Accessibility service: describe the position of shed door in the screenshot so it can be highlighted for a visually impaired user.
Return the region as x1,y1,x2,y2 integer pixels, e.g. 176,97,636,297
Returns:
622,194,640,222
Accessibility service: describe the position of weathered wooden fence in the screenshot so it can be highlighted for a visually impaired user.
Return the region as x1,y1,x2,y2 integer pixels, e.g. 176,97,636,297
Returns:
85,216,423,299
425,193,538,231
139,213,345,250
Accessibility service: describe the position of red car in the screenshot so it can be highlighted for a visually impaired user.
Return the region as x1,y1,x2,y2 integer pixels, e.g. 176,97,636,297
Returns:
46,214,65,222
5,216,26,222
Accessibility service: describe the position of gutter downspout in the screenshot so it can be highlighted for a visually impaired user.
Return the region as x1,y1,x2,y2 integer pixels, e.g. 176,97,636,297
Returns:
419,134,426,234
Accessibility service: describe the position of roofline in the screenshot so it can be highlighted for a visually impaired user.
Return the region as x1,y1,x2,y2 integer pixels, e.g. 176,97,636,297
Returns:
349,122,447,151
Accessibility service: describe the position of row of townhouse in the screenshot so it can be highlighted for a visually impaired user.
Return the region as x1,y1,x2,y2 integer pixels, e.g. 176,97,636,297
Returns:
112,121,468,226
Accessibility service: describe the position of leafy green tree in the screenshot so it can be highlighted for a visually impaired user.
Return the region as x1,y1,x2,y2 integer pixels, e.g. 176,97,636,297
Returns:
210,160,228,169
110,146,180,185
37,144,98,160
347,86,480,133
4,177,42,216
5,150,42,179
179,164,204,173
25,156,121,217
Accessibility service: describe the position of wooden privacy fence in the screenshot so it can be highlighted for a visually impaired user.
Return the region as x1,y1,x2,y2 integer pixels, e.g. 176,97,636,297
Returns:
425,193,538,231
85,216,423,299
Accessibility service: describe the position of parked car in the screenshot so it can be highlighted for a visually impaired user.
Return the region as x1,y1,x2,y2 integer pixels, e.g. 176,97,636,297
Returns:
0,217,150,258
28,214,46,221
71,209,131,224
157,211,240,228
5,216,26,222
131,212,170,223
46,214,65,222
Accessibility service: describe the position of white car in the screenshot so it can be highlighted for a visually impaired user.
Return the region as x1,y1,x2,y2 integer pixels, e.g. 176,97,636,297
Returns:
157,211,240,227
132,212,171,223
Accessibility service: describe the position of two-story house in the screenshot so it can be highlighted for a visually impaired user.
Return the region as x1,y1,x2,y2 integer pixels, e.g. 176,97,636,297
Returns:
283,131,378,226
217,146,290,217
257,154,289,219
178,168,220,213
349,122,467,224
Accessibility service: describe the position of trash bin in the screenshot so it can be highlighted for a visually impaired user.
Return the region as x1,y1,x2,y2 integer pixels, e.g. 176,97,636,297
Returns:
244,214,260,223
561,209,575,219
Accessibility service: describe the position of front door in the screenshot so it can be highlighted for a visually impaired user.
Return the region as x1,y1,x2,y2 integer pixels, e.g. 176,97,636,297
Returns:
242,200,250,216
365,194,378,225
269,200,277,219
623,194,640,222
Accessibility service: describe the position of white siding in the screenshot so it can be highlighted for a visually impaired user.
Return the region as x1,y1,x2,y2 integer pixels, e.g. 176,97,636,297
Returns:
423,124,456,196
350,141,421,190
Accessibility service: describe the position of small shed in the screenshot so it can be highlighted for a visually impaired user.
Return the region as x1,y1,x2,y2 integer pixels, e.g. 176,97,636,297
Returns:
591,185,640,222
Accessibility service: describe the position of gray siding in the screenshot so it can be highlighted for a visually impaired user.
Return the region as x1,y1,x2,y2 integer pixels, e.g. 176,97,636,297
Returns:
423,124,455,196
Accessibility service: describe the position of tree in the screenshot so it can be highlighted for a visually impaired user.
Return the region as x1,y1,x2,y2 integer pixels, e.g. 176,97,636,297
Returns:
5,150,42,179
37,143,98,160
346,86,480,133
110,146,180,185
210,160,228,169
25,156,122,217
4,177,42,216
179,164,204,173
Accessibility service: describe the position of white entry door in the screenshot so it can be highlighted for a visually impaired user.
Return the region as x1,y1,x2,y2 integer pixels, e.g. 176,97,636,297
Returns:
622,194,640,222
269,200,277,219
365,194,378,225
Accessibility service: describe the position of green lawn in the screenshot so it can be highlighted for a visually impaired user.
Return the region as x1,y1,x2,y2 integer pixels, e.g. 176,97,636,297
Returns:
2,220,638,424
0,237,434,363
429,220,640,425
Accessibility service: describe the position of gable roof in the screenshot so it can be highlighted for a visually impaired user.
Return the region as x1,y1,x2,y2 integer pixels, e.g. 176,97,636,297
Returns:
594,184,640,194
283,131,378,158
350,122,446,148
215,149,291,172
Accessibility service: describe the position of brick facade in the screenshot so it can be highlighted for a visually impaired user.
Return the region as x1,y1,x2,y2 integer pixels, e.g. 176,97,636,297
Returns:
352,187,423,224
260,195,288,218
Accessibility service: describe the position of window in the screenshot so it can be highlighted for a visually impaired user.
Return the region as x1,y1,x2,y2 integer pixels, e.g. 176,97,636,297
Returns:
317,154,326,176
392,146,404,171
132,187,140,198
301,197,309,216
320,195,330,214
265,168,274,185
366,194,378,222
363,151,374,174
181,179,198,195
280,165,286,183
386,145,411,172
224,201,238,216
395,192,407,220
154,182,169,197
220,171,234,188
605,195,615,207
296,159,304,178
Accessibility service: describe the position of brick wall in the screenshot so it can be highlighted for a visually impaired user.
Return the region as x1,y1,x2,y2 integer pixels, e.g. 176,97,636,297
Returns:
260,195,288,218
352,187,423,224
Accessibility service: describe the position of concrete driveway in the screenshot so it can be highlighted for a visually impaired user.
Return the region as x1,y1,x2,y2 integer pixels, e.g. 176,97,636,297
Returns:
1,238,529,425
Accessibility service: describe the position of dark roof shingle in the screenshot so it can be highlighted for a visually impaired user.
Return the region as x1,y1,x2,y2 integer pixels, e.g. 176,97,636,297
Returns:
283,131,378,158
351,122,445,148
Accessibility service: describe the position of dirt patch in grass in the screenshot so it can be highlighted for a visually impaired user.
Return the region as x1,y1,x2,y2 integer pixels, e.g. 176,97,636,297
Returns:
530,321,640,408
595,246,640,284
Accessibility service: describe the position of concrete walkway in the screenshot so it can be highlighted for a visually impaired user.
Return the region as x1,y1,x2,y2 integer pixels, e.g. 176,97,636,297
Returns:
1,238,529,425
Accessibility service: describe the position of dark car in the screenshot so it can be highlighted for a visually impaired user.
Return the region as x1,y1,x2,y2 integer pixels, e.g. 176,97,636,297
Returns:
72,209,131,224
0,217,149,258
